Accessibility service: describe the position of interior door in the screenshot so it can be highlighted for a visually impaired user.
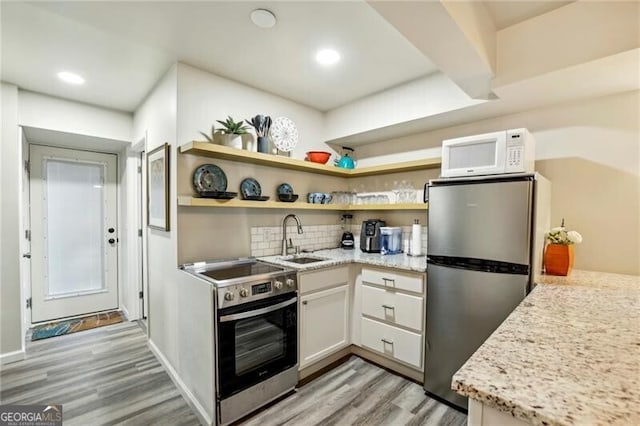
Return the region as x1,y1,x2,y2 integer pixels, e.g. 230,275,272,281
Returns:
30,145,118,323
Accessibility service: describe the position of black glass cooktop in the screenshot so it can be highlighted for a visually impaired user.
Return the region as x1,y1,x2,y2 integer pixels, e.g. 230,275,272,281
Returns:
201,262,286,281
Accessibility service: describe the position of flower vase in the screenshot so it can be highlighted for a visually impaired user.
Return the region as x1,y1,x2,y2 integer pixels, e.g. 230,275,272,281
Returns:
544,244,574,276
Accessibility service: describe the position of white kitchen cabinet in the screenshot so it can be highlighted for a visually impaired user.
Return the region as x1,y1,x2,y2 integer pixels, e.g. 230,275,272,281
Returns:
361,284,423,332
358,267,425,371
299,284,350,368
361,317,422,369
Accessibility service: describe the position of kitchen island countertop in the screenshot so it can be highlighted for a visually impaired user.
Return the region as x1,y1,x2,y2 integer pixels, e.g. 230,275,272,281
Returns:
260,248,427,272
452,270,640,425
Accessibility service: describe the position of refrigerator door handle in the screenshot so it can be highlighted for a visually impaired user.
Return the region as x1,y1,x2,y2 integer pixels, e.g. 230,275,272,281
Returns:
423,182,429,203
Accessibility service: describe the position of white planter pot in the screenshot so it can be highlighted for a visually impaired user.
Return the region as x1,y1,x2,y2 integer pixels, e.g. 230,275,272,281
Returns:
219,134,243,149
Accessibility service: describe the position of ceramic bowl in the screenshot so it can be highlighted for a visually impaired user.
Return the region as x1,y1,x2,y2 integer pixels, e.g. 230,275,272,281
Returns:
306,151,331,164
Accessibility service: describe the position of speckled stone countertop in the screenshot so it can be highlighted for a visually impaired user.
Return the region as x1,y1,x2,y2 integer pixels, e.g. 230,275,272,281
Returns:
452,270,640,425
260,248,427,273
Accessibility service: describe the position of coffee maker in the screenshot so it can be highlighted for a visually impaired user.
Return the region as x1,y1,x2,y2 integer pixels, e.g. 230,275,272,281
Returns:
340,214,355,249
360,219,386,253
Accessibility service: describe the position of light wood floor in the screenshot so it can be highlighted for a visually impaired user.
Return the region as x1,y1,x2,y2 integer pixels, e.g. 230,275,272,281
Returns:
240,356,466,426
0,321,198,425
1,321,466,426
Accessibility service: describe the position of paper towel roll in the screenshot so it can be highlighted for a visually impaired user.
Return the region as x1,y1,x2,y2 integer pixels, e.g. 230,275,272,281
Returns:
411,223,422,256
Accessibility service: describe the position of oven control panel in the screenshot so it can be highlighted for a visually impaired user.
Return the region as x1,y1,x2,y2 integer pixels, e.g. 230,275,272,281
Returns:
217,273,297,309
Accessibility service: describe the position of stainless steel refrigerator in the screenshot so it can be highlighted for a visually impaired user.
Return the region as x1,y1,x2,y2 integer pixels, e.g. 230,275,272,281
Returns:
423,173,551,410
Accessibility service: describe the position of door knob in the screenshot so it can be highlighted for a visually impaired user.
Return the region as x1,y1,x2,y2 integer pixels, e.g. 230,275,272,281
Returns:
108,238,116,244
108,228,115,233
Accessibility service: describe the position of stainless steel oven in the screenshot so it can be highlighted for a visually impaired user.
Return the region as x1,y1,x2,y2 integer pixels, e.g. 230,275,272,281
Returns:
217,291,297,398
181,258,298,425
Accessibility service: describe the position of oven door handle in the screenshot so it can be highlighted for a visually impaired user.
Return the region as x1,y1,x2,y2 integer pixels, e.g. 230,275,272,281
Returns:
219,297,297,322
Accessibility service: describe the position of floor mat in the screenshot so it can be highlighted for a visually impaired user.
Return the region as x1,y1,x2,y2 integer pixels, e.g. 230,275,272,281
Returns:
31,311,124,341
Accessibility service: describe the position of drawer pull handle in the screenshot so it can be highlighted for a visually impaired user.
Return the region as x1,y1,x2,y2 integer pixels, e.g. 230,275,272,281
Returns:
382,304,395,310
382,277,395,286
381,338,394,345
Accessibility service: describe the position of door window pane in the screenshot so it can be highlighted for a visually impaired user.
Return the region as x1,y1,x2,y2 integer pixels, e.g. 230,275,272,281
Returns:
44,159,106,297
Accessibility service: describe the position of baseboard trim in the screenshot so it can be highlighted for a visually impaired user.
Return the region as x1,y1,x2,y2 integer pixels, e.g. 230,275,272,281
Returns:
298,347,352,384
351,345,423,383
0,349,25,365
120,305,131,321
148,339,212,426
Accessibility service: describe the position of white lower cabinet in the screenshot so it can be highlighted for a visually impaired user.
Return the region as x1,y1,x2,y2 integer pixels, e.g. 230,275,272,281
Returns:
299,284,350,368
358,267,425,372
361,317,422,369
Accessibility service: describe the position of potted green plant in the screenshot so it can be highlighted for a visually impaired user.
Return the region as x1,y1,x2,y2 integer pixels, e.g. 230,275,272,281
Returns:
544,219,583,276
215,116,248,149
198,125,216,143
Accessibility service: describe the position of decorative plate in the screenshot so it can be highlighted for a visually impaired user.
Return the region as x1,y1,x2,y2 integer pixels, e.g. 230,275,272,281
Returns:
193,164,227,193
240,177,262,199
244,195,270,201
278,193,299,203
277,183,294,195
198,191,237,199
269,117,298,152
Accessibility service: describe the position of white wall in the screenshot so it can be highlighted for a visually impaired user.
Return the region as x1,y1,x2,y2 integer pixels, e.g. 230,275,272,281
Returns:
324,73,485,142
355,90,640,275
18,91,132,142
495,1,639,87
177,63,326,159
1,82,24,363
133,64,215,425
133,64,178,356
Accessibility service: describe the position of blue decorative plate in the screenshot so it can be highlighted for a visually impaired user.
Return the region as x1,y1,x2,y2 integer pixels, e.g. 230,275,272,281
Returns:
240,178,262,199
193,164,227,193
277,183,294,195
198,191,237,199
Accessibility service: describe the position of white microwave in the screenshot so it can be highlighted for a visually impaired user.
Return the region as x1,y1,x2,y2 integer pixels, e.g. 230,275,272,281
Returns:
440,128,535,178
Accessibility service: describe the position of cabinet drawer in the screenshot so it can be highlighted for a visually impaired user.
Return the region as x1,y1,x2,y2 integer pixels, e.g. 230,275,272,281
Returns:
361,285,423,331
361,317,422,369
299,266,349,294
362,268,424,294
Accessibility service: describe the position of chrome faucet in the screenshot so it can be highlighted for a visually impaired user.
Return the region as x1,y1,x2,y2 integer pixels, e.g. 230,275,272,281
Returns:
282,214,304,256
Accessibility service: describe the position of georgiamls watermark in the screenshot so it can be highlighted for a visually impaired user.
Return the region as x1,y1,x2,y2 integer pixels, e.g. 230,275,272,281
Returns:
0,405,62,426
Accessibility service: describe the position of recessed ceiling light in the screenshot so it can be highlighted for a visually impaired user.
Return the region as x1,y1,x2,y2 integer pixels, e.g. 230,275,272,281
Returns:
315,49,340,66
57,71,85,85
251,9,276,28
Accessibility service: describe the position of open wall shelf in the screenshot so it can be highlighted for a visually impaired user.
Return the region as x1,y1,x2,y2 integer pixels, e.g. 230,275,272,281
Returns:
180,141,441,178
178,196,427,211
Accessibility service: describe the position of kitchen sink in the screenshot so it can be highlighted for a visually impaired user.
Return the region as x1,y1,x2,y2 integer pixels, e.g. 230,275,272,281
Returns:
285,257,327,264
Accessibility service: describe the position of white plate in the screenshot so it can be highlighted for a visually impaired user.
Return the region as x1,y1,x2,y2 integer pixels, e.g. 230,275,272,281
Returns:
269,117,298,152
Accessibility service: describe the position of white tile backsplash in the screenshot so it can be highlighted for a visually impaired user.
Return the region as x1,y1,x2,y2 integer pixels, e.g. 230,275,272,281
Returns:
250,224,344,257
250,223,428,257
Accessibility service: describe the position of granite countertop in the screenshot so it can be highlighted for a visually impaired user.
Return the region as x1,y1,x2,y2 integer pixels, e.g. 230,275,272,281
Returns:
452,270,640,426
259,248,427,273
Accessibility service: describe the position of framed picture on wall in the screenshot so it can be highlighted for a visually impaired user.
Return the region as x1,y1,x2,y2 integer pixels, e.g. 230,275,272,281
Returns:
147,143,170,231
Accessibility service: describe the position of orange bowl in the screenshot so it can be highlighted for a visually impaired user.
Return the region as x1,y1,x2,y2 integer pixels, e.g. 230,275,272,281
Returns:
306,151,331,164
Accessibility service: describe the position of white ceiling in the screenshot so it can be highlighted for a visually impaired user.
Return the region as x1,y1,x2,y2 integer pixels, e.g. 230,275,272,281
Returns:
1,1,573,114
484,0,574,30
1,1,437,112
